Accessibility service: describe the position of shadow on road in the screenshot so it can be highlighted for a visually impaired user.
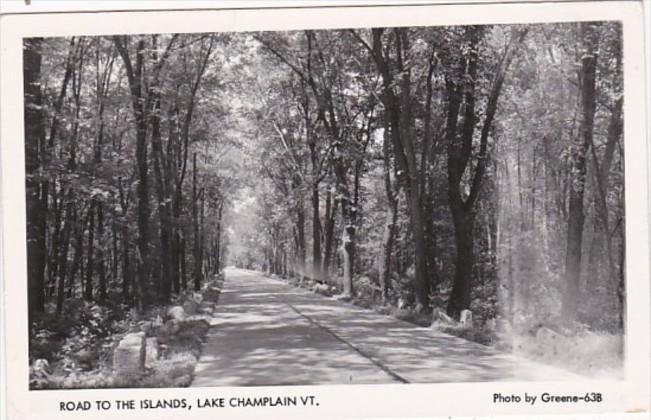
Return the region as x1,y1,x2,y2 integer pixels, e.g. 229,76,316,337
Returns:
192,269,582,387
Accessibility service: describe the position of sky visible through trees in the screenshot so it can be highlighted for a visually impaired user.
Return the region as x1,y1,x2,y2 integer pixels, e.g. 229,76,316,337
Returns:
25,21,625,381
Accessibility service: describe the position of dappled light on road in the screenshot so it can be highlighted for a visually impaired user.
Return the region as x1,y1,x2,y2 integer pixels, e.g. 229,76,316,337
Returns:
192,269,582,387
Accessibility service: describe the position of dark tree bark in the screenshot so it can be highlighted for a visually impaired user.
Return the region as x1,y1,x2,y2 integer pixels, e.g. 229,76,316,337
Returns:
59,40,84,306
445,26,527,318
322,188,336,279
304,91,324,281
169,37,213,292
192,153,202,291
377,126,399,303
199,190,206,279
84,203,95,301
111,220,119,285
339,187,355,296
24,38,47,318
369,28,430,311
49,191,63,297
68,208,84,298
56,203,73,314
588,25,622,328
329,129,355,295
93,41,112,303
52,39,81,307
172,195,183,293
214,202,223,273
150,57,173,300
311,184,322,280
114,34,178,307
617,229,625,330
42,38,78,302
96,204,107,301
295,189,307,279
561,22,599,321
113,36,150,308
121,228,132,303
180,235,188,290
117,176,132,303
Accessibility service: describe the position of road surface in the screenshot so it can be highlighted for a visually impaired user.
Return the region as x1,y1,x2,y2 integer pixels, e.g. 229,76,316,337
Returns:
191,268,581,386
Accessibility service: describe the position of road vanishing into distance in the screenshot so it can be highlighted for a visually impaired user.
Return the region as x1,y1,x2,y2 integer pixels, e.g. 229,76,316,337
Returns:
191,268,581,387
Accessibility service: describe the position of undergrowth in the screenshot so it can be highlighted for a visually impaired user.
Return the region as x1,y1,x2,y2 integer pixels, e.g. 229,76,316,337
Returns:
30,276,223,389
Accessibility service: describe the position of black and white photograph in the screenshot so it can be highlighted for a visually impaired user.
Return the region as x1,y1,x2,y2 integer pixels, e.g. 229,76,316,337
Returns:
23,20,628,388
1,1,650,419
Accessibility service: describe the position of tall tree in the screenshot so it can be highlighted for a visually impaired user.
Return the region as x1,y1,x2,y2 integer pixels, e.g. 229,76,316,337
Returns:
561,22,599,321
444,26,528,318
25,37,46,320
113,34,178,306
366,27,436,312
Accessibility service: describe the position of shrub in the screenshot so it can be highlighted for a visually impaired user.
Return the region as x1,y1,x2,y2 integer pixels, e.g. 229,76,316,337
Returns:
157,318,210,359
441,325,497,346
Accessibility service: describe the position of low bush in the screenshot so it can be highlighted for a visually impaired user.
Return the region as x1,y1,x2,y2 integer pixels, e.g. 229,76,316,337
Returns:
441,325,497,346
118,352,199,388
157,318,211,359
390,307,432,327
510,327,623,378
29,278,222,389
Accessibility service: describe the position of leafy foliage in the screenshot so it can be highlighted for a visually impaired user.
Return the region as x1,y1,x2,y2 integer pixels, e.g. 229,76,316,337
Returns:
25,22,625,386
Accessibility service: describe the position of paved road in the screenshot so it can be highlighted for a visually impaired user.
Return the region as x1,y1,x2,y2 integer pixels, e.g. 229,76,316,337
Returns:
191,268,580,387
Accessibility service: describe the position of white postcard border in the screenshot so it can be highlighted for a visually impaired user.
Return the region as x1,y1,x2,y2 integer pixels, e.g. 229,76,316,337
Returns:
1,2,649,419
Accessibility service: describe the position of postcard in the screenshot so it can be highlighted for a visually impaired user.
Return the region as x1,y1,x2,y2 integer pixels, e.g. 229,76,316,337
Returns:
1,1,649,419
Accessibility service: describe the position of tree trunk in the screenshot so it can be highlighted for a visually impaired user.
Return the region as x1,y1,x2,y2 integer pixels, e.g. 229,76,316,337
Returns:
311,184,322,280
334,155,355,296
340,192,356,297
122,226,132,303
172,198,182,293
96,203,107,301
295,193,307,279
378,193,398,303
113,36,151,310
69,208,84,298
322,188,336,279
180,235,187,289
198,190,205,288
215,202,223,273
151,89,173,301
370,28,429,312
192,153,202,291
134,111,150,306
617,229,625,330
443,26,527,318
84,202,95,301
111,220,119,286
407,190,429,311
55,200,73,314
423,190,440,296
447,206,475,317
25,37,46,318
44,38,77,301
561,22,598,321
48,189,63,297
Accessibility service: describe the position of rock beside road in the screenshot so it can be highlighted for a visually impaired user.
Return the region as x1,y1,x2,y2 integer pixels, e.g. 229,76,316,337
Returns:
167,306,187,321
113,332,146,377
145,337,159,368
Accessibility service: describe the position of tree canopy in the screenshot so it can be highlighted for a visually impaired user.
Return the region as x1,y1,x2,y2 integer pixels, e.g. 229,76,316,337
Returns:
25,22,625,360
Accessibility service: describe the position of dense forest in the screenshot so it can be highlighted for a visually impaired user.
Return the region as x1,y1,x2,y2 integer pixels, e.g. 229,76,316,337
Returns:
25,22,624,375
